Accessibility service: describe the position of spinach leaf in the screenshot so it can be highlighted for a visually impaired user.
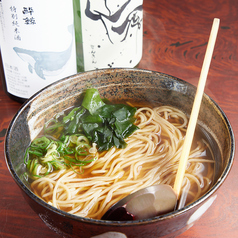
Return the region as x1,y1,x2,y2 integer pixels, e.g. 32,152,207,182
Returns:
82,88,105,115
49,88,139,152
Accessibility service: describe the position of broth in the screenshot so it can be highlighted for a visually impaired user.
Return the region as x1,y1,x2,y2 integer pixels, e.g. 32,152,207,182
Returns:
26,102,215,219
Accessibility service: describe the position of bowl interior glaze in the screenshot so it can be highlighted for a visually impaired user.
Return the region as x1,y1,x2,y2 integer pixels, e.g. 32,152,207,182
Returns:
5,68,234,238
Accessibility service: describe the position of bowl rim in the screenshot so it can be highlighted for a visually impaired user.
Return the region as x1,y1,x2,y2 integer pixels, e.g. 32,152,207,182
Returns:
4,68,235,226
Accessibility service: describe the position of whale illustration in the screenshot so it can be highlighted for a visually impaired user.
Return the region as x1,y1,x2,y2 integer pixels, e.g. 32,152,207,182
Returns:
13,25,74,80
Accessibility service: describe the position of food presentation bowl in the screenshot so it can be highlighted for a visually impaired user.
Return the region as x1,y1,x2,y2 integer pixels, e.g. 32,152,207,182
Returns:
5,68,234,238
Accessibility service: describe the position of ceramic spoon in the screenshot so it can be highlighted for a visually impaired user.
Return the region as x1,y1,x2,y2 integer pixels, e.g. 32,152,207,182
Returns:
101,18,220,221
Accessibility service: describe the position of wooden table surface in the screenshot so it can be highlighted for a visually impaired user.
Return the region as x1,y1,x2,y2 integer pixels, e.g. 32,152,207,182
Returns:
0,0,237,237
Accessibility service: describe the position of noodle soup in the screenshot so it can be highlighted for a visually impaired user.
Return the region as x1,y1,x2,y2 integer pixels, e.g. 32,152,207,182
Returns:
28,102,215,220
6,68,234,238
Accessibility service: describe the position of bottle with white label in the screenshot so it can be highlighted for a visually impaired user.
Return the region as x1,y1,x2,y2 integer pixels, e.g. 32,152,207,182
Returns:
74,0,143,71
0,0,77,103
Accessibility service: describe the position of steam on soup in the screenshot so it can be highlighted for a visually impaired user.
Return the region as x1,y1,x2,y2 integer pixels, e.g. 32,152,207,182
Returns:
24,88,215,220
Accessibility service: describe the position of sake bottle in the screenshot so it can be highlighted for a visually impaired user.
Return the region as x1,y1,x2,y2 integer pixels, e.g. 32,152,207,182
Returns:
74,0,143,71
0,0,77,103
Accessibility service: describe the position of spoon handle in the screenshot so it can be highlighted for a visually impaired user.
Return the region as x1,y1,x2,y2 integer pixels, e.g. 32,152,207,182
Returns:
173,18,220,196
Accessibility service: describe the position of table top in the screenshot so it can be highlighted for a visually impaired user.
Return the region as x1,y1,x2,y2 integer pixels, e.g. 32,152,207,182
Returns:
0,0,237,237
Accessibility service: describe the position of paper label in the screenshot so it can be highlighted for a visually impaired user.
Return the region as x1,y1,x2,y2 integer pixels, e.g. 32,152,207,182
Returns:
80,0,143,71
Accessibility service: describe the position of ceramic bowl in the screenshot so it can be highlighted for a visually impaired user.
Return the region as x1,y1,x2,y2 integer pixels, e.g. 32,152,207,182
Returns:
5,68,235,238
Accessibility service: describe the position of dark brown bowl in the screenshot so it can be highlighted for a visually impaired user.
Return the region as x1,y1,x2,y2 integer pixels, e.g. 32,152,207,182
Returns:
5,68,235,238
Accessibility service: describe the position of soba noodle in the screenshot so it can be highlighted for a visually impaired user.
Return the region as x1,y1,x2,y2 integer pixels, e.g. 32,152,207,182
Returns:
31,105,214,219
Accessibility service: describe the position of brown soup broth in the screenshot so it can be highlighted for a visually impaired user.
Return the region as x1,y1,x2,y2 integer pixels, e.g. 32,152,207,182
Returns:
31,101,215,213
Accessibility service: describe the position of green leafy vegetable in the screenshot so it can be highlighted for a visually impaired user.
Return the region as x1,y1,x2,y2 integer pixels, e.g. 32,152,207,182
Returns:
80,102,138,151
61,88,139,151
82,88,105,115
